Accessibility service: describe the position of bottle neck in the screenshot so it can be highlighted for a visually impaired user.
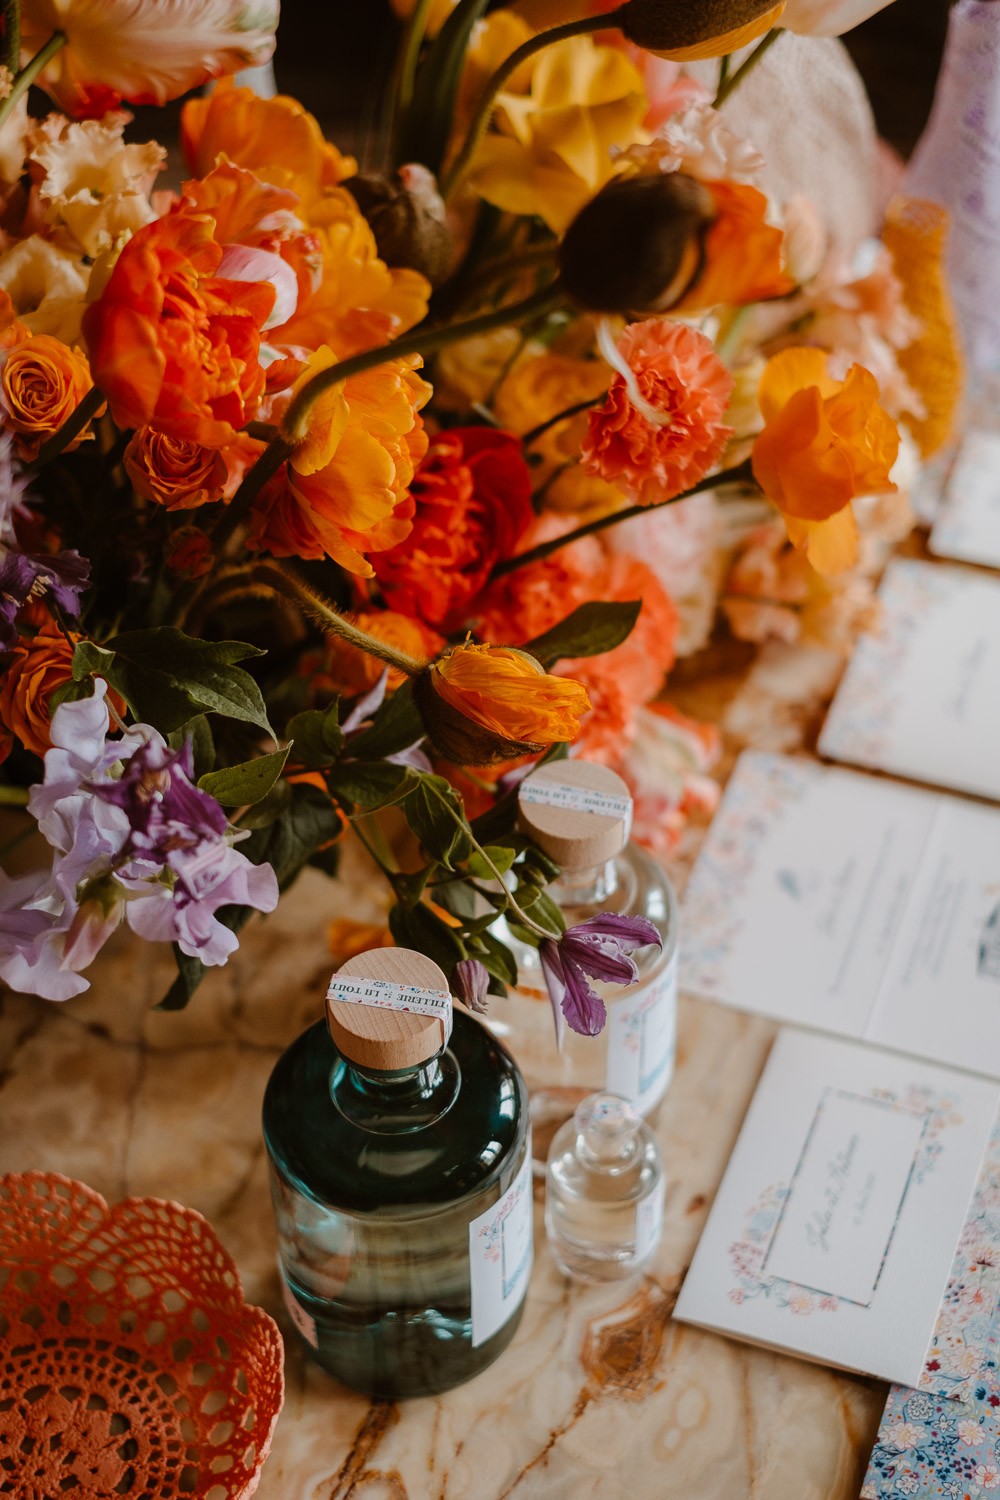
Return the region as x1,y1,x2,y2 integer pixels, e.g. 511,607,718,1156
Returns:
549,857,620,910
329,1051,461,1134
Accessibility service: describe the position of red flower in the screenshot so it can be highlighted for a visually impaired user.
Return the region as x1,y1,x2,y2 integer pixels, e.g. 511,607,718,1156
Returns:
372,427,533,631
82,209,275,447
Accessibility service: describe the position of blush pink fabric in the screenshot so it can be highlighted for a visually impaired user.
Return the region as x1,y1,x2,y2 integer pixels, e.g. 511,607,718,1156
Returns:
0,1172,284,1499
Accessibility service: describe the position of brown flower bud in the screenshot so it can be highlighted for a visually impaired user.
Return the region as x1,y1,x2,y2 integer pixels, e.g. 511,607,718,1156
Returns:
619,0,783,56
344,164,453,285
558,173,715,315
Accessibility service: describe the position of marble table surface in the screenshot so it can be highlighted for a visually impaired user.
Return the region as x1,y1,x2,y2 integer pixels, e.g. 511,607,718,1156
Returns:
0,640,888,1499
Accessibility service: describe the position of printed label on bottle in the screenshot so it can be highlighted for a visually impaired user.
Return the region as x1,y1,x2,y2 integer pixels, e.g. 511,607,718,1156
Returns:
635,1185,665,1264
278,1260,319,1348
605,954,678,1115
326,974,453,1044
469,1146,534,1348
520,778,632,838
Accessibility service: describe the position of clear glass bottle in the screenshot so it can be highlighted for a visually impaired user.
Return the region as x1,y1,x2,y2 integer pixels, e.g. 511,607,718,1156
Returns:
262,947,533,1399
546,1093,665,1284
491,760,679,1130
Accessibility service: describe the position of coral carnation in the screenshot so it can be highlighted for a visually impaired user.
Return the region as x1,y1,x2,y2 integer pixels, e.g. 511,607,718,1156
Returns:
373,427,533,631
583,319,734,504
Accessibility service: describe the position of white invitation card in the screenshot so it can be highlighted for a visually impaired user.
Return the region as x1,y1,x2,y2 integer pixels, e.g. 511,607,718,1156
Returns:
930,429,1000,569
681,752,1000,1079
675,1030,1000,1387
819,559,1000,800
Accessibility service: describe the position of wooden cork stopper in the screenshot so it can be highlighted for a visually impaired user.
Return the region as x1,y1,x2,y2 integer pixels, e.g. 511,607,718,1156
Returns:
326,948,451,1071
517,760,632,871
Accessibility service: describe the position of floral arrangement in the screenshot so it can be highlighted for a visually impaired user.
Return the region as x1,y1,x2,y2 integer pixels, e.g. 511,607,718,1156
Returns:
0,0,960,1032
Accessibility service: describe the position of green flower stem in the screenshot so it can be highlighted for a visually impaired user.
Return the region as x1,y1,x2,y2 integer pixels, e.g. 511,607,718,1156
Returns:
439,6,629,200
248,561,429,677
0,28,65,133
713,28,781,108
522,394,606,448
208,435,294,554
434,791,550,938
0,785,29,806
491,458,756,580
244,420,280,443
395,0,434,122
281,282,564,443
352,818,400,886
31,384,104,469
1,1,20,77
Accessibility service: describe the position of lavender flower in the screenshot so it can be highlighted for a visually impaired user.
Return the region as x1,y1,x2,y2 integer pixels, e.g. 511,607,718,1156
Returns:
453,957,490,1014
540,913,662,1038
0,680,279,1000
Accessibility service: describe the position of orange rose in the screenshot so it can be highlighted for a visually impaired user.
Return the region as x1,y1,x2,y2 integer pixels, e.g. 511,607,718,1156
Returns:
415,642,591,763
82,208,275,448
124,428,228,509
1,336,97,460
751,347,899,573
1,624,78,758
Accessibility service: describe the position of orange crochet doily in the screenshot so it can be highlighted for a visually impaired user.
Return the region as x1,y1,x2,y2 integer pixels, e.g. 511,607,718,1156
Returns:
0,1173,284,1499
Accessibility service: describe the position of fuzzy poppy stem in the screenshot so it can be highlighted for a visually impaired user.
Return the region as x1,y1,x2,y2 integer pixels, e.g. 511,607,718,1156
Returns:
439,7,630,200
491,458,756,579
713,27,781,107
0,28,65,132
1,1,20,76
281,281,564,442
31,383,104,468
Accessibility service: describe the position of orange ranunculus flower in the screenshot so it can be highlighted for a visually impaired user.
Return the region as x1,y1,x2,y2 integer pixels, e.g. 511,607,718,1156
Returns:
0,335,97,460
124,428,229,510
416,642,591,763
0,291,30,351
82,208,275,448
751,347,899,573
21,0,278,118
677,181,794,311
181,82,356,211
322,611,445,697
249,355,430,576
328,917,393,963
0,623,122,758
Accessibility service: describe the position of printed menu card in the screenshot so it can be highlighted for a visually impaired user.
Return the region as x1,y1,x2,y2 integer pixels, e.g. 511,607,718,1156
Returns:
929,428,1000,568
674,1030,1000,1386
819,558,1000,800
681,751,1000,1079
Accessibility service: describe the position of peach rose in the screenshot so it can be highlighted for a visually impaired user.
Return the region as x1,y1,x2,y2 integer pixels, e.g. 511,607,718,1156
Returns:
1,335,96,460
124,428,228,510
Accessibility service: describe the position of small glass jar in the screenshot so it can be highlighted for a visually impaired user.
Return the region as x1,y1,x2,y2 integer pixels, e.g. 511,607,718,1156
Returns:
545,1093,665,1284
491,760,679,1129
262,948,532,1399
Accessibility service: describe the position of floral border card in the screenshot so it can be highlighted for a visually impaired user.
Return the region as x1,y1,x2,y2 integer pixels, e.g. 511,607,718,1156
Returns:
818,558,1000,801
681,751,1000,1080
674,1030,1000,1388
930,430,1000,570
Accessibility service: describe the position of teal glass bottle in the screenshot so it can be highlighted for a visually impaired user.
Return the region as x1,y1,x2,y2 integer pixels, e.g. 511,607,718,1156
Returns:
262,947,533,1399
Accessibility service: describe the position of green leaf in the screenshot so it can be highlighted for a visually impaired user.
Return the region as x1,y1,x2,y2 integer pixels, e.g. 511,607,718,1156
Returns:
347,682,424,760
49,675,96,712
467,844,516,881
396,0,490,172
236,777,292,829
388,901,466,973
526,889,566,937
286,702,344,769
394,866,432,908
328,760,415,811
74,629,272,736
198,745,291,808
477,930,519,987
523,600,642,667
239,783,344,889
168,714,215,780
403,774,471,870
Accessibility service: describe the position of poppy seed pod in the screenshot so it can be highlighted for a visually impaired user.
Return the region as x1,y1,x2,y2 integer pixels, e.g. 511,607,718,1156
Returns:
558,173,715,315
413,665,545,764
344,164,453,285
619,0,784,54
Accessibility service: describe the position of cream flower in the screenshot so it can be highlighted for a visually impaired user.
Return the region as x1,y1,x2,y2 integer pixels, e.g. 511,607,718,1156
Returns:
0,235,89,341
958,1419,985,1447
21,0,279,116
616,102,764,185
31,112,165,258
779,0,895,34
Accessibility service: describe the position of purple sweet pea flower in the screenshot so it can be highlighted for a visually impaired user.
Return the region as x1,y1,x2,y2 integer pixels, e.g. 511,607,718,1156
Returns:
124,840,278,965
540,913,662,1038
453,957,490,1014
0,547,90,648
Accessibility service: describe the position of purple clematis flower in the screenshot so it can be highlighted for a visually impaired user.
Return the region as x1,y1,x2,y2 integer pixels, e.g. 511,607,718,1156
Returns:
540,913,662,1038
91,736,227,853
0,546,91,648
453,957,490,1015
